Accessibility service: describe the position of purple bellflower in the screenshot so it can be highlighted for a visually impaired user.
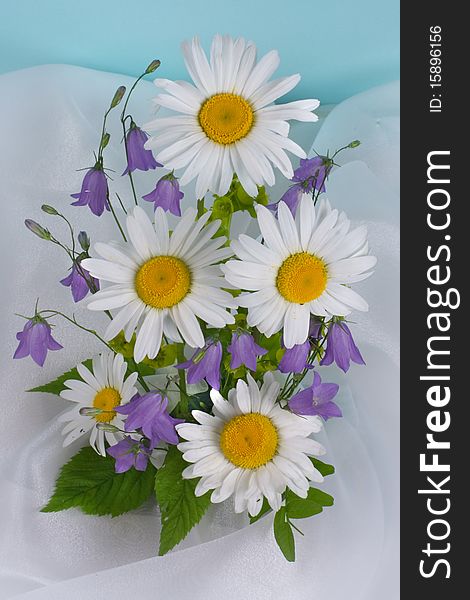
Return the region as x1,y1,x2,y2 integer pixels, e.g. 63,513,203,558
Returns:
116,392,183,449
228,332,267,371
107,436,151,473
279,318,323,373
269,156,333,216
123,123,161,175
13,318,62,367
71,163,110,217
292,156,332,193
289,371,341,420
143,174,184,216
60,259,100,303
177,341,222,390
321,321,365,373
279,340,310,374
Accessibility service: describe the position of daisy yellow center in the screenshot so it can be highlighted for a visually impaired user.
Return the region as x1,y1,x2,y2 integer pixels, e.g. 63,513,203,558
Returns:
198,93,254,145
276,252,328,303
135,256,191,309
220,413,278,469
93,387,121,423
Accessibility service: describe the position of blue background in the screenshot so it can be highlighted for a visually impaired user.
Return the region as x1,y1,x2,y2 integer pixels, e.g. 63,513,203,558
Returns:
0,0,399,103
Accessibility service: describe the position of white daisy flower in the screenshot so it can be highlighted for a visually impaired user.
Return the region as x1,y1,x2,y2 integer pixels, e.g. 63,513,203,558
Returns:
58,352,138,456
223,195,377,348
144,34,319,198
176,373,326,516
82,206,235,363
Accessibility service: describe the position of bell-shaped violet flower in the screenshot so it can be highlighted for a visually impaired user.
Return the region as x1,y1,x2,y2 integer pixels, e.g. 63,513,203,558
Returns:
123,123,161,175
116,392,183,449
13,318,62,366
279,340,310,374
279,318,322,373
289,371,341,420
177,341,222,390
293,156,332,193
107,436,151,473
60,260,100,302
71,164,110,217
321,321,365,373
143,175,183,216
228,332,267,371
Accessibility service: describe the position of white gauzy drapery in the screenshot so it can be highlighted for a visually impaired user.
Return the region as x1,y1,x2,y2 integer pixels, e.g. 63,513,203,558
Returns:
0,65,399,600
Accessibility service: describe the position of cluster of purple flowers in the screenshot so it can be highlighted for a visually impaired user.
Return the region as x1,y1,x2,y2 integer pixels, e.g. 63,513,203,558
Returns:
108,392,183,473
72,123,184,219
177,332,268,390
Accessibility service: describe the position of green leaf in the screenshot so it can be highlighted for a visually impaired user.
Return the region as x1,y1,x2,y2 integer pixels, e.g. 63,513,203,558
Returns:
28,359,93,395
285,491,323,519
273,507,295,562
307,487,334,507
42,446,156,516
249,497,271,524
310,457,335,477
155,446,211,555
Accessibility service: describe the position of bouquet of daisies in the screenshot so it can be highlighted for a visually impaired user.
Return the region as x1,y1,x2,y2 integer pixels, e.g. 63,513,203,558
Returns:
15,35,375,561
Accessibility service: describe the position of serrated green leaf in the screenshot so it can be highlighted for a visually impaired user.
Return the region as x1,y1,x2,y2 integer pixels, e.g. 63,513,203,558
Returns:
155,446,211,555
273,507,295,562
249,497,271,524
310,457,335,477
42,446,156,517
28,359,93,395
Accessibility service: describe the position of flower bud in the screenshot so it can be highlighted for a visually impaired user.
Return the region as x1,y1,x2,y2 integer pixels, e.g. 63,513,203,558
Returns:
110,85,126,109
78,231,90,252
100,132,110,150
348,140,361,148
25,219,51,240
145,59,161,74
96,422,120,432
41,204,59,215
79,407,102,417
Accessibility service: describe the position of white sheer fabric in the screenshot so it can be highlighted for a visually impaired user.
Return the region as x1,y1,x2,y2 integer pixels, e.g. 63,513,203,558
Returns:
0,66,399,599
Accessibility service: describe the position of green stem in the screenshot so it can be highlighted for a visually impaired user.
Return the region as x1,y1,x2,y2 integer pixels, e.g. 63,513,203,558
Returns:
176,343,188,416
107,194,127,241
128,358,150,392
115,192,128,214
40,310,113,351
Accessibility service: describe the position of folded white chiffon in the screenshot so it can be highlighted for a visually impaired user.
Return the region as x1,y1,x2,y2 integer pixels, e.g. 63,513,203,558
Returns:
0,66,399,600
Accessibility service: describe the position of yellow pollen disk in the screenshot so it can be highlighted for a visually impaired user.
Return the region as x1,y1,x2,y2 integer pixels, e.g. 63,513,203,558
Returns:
220,413,278,469
135,256,191,309
93,387,121,423
198,93,254,145
276,252,328,304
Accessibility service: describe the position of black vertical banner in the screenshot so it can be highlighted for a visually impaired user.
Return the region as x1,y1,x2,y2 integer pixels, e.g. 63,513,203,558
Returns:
401,3,466,597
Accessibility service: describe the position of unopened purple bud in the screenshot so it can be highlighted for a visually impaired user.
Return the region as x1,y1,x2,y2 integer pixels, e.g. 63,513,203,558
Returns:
25,219,51,240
